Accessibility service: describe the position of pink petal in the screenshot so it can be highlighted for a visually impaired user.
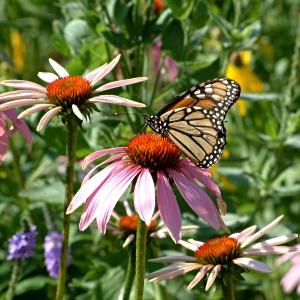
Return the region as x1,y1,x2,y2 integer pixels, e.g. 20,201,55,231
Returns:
37,72,59,83
90,54,121,86
36,106,62,131
250,234,298,249
241,216,284,248
156,170,181,242
0,99,46,112
0,115,8,164
67,160,123,213
205,265,221,291
95,165,141,233
230,225,257,243
1,80,46,93
164,56,178,81
0,90,45,101
84,63,108,82
281,264,300,293
233,257,272,273
5,110,32,148
168,168,224,230
49,58,69,77
88,95,146,108
82,147,126,169
149,255,197,263
17,104,54,119
96,77,148,92
188,265,213,290
134,168,155,225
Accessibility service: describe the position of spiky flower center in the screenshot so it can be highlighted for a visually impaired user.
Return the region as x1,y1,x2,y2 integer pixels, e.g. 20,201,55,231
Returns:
47,76,92,108
119,214,157,232
126,134,181,170
194,237,241,265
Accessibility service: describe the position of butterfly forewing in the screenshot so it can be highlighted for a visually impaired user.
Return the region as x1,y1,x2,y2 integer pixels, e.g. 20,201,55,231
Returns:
146,77,240,168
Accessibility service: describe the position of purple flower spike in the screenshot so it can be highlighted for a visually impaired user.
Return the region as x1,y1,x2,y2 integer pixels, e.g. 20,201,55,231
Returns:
44,231,71,278
7,226,37,260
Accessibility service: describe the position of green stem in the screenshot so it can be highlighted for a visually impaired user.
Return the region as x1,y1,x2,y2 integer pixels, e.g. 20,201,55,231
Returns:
9,139,25,190
6,259,21,300
55,115,78,300
134,218,147,300
122,247,136,300
221,269,236,300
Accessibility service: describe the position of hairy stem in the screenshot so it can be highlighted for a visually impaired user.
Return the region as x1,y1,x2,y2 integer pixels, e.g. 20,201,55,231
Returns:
55,115,78,300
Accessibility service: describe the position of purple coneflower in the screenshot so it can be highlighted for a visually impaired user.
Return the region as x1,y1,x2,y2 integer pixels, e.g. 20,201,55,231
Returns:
0,109,31,164
0,55,147,131
148,216,298,291
67,133,226,242
44,231,71,278
7,226,37,260
277,244,300,295
108,200,199,247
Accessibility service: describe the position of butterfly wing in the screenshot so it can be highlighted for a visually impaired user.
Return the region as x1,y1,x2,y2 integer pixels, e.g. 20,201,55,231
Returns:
157,78,240,167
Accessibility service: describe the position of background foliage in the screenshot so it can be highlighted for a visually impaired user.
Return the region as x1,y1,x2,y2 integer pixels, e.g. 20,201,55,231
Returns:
0,0,300,299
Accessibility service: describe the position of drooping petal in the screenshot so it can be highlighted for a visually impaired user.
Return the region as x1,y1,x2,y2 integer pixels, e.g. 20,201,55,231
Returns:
281,264,300,293
37,72,59,83
90,54,121,86
49,58,69,77
188,265,213,290
1,80,46,93
71,104,84,120
0,90,45,101
168,169,225,230
233,257,272,273
88,95,146,108
241,216,284,248
123,234,135,247
178,240,198,251
187,239,204,247
17,104,54,119
148,263,201,283
95,165,141,233
36,106,62,131
0,115,8,164
67,160,123,213
157,170,181,242
96,77,148,92
0,99,46,112
134,168,155,225
82,147,126,169
5,110,32,148
205,265,221,291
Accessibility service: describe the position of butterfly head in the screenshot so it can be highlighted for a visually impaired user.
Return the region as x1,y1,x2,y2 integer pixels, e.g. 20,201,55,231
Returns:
144,114,164,134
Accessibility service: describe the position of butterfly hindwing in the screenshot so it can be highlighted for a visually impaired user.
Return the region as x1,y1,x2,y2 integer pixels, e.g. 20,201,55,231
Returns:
145,77,240,168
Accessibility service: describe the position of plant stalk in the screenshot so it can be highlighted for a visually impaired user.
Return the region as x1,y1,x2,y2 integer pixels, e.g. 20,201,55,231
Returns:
221,269,236,300
134,218,147,300
55,114,78,300
6,259,21,300
122,246,136,300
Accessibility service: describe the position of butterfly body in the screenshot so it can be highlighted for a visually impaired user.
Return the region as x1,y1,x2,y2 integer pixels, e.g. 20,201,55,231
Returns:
145,78,241,168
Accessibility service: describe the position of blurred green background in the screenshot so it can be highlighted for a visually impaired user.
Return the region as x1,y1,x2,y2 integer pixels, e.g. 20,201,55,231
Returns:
0,0,299,299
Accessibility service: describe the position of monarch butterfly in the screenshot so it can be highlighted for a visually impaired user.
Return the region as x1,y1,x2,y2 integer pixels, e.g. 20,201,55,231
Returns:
144,78,241,168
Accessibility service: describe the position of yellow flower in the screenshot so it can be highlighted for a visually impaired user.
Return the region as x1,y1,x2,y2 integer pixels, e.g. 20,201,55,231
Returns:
10,29,25,72
226,51,264,117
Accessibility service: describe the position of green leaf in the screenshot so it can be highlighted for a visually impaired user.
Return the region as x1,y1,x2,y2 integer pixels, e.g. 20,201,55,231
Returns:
191,1,210,27
183,54,218,71
64,19,95,54
285,134,300,149
166,0,195,20
15,276,55,295
162,20,184,60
